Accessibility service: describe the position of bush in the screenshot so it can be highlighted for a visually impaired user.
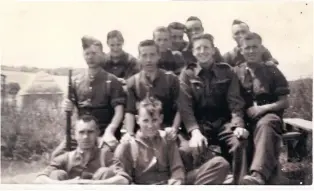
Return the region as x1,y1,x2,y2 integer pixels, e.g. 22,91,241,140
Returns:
1,103,65,161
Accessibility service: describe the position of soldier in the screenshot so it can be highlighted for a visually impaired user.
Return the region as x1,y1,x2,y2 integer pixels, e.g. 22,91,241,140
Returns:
153,26,185,75
101,30,140,83
122,40,181,142
115,96,229,185
35,115,130,184
223,20,278,67
167,22,188,52
115,97,185,185
52,36,126,158
182,16,223,65
234,32,290,185
178,33,249,184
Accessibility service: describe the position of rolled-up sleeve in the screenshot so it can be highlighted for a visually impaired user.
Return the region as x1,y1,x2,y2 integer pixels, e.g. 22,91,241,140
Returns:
227,71,245,128
270,66,290,96
103,146,131,183
125,77,137,114
110,77,126,108
178,70,199,133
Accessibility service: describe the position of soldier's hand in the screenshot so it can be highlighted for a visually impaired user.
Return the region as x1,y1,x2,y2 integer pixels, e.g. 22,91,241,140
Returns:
165,127,178,141
233,127,249,139
63,99,74,112
189,129,208,155
118,78,126,85
99,132,119,150
247,105,268,119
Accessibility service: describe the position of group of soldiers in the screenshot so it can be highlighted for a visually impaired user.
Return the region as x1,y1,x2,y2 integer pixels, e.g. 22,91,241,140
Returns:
34,16,290,185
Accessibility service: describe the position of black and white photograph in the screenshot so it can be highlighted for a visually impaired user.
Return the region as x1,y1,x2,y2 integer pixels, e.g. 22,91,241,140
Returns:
0,0,313,188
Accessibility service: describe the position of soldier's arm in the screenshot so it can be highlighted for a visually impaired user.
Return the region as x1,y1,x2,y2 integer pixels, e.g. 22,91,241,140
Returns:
262,46,279,65
262,66,290,112
222,52,232,66
125,77,137,136
178,70,200,133
227,70,246,129
167,140,185,185
114,142,134,183
106,77,126,136
125,56,141,79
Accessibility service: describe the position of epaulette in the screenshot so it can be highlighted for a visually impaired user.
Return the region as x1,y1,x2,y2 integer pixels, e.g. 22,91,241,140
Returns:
172,50,182,56
215,62,232,68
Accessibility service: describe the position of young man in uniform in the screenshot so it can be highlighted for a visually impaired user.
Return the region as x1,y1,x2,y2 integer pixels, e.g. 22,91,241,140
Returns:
35,115,130,184
182,16,223,65
167,22,188,52
223,20,278,67
115,97,229,185
178,33,249,184
122,40,181,142
153,26,185,75
101,30,140,83
52,36,126,158
234,32,290,185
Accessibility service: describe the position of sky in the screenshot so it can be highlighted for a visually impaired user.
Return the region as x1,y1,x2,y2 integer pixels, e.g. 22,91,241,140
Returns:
0,1,313,80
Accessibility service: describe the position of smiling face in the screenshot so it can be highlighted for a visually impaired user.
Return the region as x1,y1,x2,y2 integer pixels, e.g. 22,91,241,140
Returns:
186,20,204,40
232,23,250,45
136,107,163,138
192,38,215,67
107,37,124,57
240,38,263,63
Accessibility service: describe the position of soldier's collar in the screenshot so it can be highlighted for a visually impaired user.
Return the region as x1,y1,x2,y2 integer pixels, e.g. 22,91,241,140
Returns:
187,62,218,76
135,131,162,147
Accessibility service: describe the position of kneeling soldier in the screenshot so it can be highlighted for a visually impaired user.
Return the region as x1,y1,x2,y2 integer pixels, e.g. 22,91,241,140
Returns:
234,32,290,185
34,115,130,184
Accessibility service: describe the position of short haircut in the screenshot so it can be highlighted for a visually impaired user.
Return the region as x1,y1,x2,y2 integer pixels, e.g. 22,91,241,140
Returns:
232,19,250,29
75,115,99,130
239,32,262,46
168,22,185,31
153,26,170,38
137,96,163,116
186,16,202,24
107,30,124,43
81,36,103,51
138,39,159,54
191,33,215,47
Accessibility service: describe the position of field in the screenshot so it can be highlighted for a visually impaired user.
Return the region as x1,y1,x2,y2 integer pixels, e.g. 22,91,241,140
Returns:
0,70,312,184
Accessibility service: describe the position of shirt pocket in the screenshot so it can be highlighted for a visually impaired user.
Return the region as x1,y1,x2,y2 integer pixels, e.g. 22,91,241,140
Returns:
190,79,204,99
211,79,230,96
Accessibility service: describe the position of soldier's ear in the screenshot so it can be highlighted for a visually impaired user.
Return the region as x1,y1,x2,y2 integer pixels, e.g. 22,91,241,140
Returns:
135,115,140,124
159,114,164,123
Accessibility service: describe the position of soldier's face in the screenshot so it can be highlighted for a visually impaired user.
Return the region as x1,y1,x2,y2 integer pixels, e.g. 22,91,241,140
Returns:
153,31,171,53
241,38,263,63
75,120,98,150
136,108,163,138
107,37,124,57
138,45,160,72
186,20,204,39
169,29,185,50
193,38,215,66
83,45,104,68
232,23,250,45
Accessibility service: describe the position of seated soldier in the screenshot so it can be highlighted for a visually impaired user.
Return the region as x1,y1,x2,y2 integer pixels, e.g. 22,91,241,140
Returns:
234,32,290,185
101,30,140,83
34,115,130,184
223,20,278,67
115,97,229,185
51,36,126,158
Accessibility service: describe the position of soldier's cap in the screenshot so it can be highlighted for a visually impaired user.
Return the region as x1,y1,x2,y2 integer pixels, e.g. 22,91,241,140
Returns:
81,35,103,50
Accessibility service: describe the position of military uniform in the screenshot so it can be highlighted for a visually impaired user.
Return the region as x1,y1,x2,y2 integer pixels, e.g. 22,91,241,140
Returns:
158,49,186,75
178,62,245,180
223,45,278,67
234,62,290,181
114,131,185,184
182,43,223,65
101,52,140,80
126,69,180,128
37,146,130,182
52,69,125,158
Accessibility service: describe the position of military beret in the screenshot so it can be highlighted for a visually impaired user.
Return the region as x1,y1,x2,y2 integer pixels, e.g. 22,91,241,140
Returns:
81,35,103,50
